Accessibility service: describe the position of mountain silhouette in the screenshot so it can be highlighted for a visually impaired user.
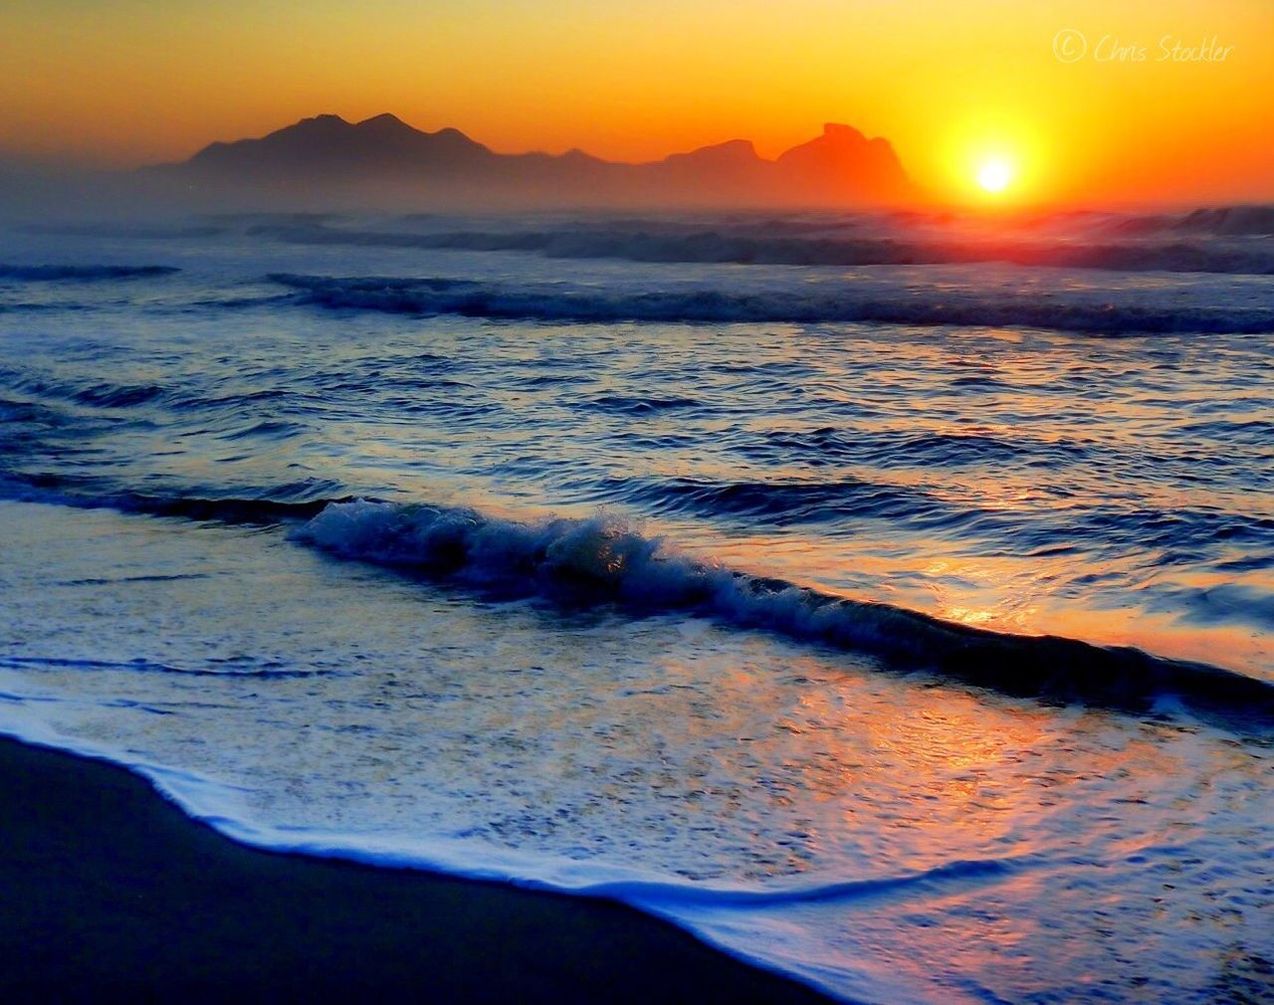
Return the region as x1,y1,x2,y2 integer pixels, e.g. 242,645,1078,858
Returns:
186,114,492,177
151,113,914,208
776,124,906,194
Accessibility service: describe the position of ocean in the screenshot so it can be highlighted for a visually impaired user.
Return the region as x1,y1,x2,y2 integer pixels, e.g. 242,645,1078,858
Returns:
0,207,1271,1002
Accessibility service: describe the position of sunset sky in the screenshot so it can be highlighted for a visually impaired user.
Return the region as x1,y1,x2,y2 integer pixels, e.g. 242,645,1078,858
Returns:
2,0,1271,205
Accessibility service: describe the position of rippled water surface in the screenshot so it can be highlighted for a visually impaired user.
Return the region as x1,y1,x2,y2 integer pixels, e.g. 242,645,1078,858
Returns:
0,211,1271,1002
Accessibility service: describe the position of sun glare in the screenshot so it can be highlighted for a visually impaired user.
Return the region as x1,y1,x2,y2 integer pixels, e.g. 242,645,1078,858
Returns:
976,157,1014,194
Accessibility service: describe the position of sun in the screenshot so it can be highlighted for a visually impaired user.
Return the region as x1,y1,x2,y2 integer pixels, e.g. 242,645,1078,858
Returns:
976,157,1014,194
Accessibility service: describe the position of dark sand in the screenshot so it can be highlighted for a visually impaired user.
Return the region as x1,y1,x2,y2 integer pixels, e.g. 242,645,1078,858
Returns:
0,735,835,1003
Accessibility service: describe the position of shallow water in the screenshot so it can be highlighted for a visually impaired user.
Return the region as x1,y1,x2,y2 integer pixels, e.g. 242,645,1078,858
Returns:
0,210,1271,1001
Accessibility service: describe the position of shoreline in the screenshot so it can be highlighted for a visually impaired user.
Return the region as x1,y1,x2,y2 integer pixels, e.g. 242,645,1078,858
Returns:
0,734,836,1003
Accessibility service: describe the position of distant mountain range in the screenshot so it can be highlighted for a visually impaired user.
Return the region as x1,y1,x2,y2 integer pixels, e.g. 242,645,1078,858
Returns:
149,113,914,209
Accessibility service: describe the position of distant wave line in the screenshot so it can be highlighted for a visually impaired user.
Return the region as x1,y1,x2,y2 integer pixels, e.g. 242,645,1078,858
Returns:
268,272,1274,334
253,221,1274,275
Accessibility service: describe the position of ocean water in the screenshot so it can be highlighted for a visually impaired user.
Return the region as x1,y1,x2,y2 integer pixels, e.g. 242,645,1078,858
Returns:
0,208,1271,1002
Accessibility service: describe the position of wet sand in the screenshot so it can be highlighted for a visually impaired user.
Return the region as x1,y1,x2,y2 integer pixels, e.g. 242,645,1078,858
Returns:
0,735,834,1003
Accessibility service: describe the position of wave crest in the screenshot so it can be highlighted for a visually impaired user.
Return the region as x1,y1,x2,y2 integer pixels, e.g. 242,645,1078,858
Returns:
293,500,1274,727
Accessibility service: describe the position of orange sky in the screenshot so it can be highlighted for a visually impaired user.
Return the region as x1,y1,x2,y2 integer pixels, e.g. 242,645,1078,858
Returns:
2,0,1271,205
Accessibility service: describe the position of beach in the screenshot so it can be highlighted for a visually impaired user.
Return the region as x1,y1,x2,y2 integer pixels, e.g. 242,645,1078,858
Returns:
0,734,832,1002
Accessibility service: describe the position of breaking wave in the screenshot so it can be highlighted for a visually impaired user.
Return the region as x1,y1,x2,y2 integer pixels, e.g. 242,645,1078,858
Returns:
291,499,1274,727
4,467,1268,725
